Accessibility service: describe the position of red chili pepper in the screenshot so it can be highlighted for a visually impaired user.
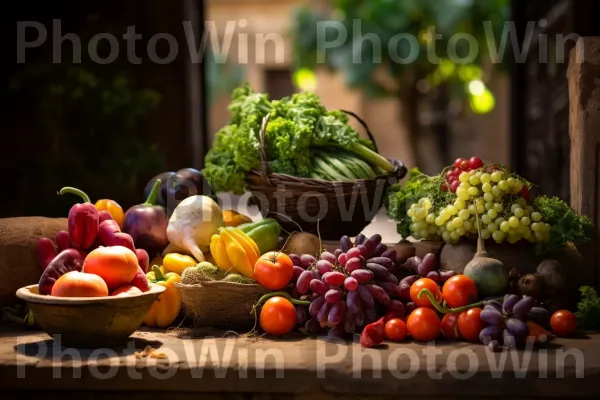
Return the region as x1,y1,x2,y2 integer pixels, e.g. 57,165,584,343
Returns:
59,187,99,250
360,317,386,348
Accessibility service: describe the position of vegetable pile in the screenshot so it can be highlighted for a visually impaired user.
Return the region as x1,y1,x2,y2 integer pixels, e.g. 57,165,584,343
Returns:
202,83,394,194
386,157,594,254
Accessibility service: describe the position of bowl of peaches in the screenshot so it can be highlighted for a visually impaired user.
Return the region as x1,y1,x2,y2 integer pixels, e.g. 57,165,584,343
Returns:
17,245,165,348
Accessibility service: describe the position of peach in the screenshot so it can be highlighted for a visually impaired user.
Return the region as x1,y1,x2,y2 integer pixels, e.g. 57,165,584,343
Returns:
82,245,139,291
51,271,109,297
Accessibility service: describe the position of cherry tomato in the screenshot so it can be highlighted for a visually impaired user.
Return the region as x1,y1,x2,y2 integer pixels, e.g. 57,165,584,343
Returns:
457,308,485,342
450,180,460,193
459,160,470,170
469,156,484,169
384,311,405,323
453,158,467,169
259,296,297,336
520,185,531,201
445,170,455,181
410,278,443,308
385,318,407,341
441,313,461,339
550,310,577,337
407,307,441,342
442,275,478,309
254,251,294,290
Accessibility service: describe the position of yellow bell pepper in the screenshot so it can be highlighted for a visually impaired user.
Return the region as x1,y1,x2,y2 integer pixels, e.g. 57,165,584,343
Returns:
216,227,259,279
222,209,252,227
209,234,240,274
163,252,197,275
144,266,182,329
95,199,125,228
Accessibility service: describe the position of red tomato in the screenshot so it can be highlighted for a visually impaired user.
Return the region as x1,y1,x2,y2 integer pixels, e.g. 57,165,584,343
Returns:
384,311,405,323
550,310,578,337
442,275,478,309
254,251,294,290
259,296,297,336
469,157,484,169
441,313,461,339
410,278,443,308
453,158,467,169
457,308,485,342
407,307,441,342
385,318,407,341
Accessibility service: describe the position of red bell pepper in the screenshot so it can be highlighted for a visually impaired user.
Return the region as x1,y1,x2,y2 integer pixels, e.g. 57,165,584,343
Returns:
360,317,386,348
59,187,99,250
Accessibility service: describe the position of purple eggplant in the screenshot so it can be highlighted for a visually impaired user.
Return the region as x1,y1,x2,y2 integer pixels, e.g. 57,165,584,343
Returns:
144,171,175,207
123,179,169,257
166,168,205,212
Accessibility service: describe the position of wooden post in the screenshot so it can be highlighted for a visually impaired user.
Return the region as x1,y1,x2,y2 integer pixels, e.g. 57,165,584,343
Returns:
567,37,600,289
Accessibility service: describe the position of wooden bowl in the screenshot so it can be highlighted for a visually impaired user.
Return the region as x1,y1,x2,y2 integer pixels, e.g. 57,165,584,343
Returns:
16,283,166,348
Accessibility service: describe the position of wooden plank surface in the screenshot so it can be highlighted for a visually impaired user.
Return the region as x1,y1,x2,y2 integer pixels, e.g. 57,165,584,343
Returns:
1,325,599,398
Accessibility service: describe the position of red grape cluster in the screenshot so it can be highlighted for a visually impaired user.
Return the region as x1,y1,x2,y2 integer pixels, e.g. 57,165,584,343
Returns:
479,294,550,352
443,156,484,193
287,234,405,339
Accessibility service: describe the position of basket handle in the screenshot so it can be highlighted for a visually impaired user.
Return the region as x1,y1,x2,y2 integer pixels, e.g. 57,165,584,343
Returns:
257,109,381,175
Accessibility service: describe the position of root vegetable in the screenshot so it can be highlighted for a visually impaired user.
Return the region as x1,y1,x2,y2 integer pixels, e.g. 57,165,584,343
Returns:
282,232,321,257
536,259,566,295
517,274,544,298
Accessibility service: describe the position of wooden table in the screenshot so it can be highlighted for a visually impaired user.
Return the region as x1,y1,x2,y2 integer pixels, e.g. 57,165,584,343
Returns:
1,324,599,399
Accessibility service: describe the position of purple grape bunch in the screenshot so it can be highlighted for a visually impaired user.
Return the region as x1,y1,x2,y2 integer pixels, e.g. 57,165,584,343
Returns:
479,294,550,352
287,233,407,339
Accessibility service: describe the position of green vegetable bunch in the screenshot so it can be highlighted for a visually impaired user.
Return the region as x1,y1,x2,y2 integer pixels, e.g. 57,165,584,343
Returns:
202,82,393,194
576,286,600,330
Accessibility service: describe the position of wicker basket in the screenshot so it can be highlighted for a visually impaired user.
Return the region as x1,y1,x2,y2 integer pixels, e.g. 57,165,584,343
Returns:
246,110,407,240
178,268,269,330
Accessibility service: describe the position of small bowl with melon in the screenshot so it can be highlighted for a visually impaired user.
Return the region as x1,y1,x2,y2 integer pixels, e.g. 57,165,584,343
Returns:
16,245,165,348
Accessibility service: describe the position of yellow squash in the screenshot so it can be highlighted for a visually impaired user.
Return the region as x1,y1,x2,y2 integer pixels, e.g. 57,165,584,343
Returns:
215,227,258,279
209,234,239,274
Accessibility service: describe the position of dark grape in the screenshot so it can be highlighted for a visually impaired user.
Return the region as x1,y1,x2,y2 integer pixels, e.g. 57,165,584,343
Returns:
337,253,348,266
325,288,343,304
387,300,405,317
300,254,316,268
382,273,399,284
358,285,375,307
487,340,502,353
362,239,376,257
340,235,353,252
334,249,343,257
479,325,503,345
485,300,503,311
503,294,520,313
381,249,397,261
344,277,358,291
327,325,347,339
365,307,378,324
513,296,536,321
293,266,305,281
365,263,389,279
328,301,347,326
320,251,337,264
366,257,393,269
312,270,322,280
296,270,312,294
380,282,402,298
344,313,356,333
405,302,416,315
506,317,528,337
426,271,441,281
296,305,308,325
502,329,524,349
310,279,328,296
354,307,365,327
309,296,326,316
438,270,457,282
289,254,302,267
317,302,332,327
418,253,437,276
305,317,321,334
345,257,362,273
480,306,503,325
287,285,300,299
400,274,419,286
403,256,422,273
316,259,333,274
346,248,361,259
354,233,366,245
528,307,550,325
346,290,360,314
350,269,374,283
323,271,346,287
369,234,382,246
366,284,390,305
356,244,367,257
372,243,387,257
398,282,411,300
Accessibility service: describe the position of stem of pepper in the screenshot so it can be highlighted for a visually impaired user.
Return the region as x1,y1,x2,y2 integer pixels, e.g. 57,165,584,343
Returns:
255,292,312,307
151,265,167,282
417,288,492,314
144,179,161,206
58,187,91,203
